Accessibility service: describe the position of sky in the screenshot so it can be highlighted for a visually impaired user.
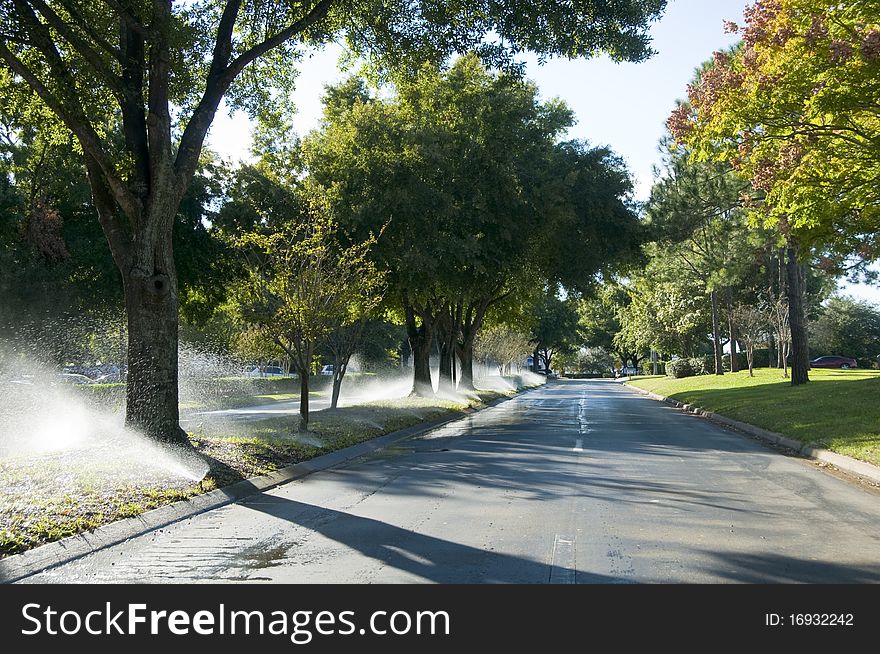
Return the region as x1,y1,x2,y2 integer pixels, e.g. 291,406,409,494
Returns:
204,0,879,304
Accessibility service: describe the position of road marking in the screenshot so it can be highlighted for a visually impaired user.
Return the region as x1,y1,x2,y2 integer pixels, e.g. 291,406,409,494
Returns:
549,534,576,584
577,396,591,435
573,438,583,452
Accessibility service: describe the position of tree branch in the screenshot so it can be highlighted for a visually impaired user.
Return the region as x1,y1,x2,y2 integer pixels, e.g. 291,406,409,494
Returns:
83,152,132,271
224,0,334,84
29,0,124,94
55,0,122,60
0,40,141,219
101,0,154,40
146,0,172,177
174,0,334,192
208,0,243,80
119,21,149,199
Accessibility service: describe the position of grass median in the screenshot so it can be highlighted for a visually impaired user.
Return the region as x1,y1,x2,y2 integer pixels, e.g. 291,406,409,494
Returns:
0,387,514,558
627,368,880,467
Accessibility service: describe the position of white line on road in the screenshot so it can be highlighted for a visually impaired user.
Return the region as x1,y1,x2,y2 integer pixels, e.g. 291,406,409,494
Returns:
573,439,583,452
549,534,576,584
577,396,591,435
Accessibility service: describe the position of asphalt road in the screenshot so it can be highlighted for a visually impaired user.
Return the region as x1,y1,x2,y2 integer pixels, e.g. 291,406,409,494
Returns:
22,379,880,583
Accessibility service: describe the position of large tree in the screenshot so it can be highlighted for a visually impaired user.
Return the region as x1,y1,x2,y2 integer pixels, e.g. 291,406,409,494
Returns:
0,0,666,442
305,58,574,395
669,0,879,385
646,143,752,375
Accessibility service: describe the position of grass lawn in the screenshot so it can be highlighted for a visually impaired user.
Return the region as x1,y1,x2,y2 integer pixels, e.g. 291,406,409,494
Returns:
628,368,880,467
0,387,513,558
178,390,326,411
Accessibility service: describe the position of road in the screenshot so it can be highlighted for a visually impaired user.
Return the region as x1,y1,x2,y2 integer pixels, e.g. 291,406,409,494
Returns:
21,379,880,583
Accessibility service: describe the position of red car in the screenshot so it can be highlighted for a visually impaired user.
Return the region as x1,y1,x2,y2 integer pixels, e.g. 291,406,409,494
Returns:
810,355,858,369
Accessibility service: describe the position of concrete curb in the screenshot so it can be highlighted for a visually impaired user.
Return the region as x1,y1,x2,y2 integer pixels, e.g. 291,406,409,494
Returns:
0,385,541,584
624,382,880,486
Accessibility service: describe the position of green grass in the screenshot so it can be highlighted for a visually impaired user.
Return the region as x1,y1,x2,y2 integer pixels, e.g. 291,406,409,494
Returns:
0,463,212,557
628,368,880,466
178,390,327,411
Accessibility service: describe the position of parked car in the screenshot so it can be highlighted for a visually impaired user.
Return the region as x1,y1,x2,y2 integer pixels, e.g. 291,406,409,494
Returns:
320,365,334,376
94,371,123,383
246,365,286,377
57,372,94,384
810,355,858,369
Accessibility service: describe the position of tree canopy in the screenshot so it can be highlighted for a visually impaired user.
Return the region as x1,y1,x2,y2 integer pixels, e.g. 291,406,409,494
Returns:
669,0,879,263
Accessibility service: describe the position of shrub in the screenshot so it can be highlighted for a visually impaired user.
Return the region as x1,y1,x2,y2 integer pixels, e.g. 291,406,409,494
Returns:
688,355,713,375
666,358,695,378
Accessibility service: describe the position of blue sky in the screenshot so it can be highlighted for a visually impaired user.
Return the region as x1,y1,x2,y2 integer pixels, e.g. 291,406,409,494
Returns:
206,0,878,304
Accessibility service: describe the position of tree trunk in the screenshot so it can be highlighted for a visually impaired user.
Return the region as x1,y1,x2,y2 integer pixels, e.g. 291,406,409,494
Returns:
458,344,475,391
299,367,310,431
411,335,433,396
726,288,738,373
747,345,755,377
777,247,787,371
542,348,553,372
400,339,410,369
437,321,455,394
455,300,487,392
330,357,349,410
118,316,126,379
782,335,789,378
710,289,724,375
768,332,775,369
787,243,809,386
403,292,435,397
452,352,457,387
122,236,188,446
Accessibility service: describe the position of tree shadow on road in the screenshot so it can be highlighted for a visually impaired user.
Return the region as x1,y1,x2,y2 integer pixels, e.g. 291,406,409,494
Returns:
693,550,880,583
239,494,626,584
